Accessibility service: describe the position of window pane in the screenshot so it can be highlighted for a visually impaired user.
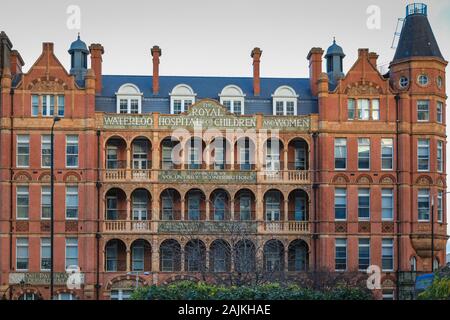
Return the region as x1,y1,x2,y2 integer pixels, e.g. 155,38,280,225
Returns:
347,99,355,120
334,138,347,169
358,188,370,220
417,100,429,121
358,138,370,170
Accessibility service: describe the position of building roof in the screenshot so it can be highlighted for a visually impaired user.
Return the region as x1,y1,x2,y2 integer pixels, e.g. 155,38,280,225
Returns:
393,9,444,61
325,39,345,58
68,34,89,54
101,75,314,100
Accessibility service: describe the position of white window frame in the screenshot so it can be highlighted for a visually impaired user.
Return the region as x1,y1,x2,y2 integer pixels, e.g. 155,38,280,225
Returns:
334,138,347,170
41,135,51,168
16,186,29,220
358,188,371,221
335,238,347,272
31,95,39,117
417,100,430,122
17,135,30,168
65,186,79,220
381,138,394,171
437,101,443,123
437,190,443,223
66,135,79,168
272,86,299,116
418,189,430,222
437,140,443,173
115,84,143,114
57,293,76,300
382,188,394,221
65,238,79,269
16,238,29,271
41,186,51,220
382,238,394,272
358,238,371,272
358,138,371,171
41,237,51,271
334,188,347,221
417,139,430,172
170,84,196,114
219,85,246,115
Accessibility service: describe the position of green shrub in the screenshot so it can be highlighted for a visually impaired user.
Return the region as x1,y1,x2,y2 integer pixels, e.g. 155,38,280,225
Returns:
131,281,372,300
418,277,450,300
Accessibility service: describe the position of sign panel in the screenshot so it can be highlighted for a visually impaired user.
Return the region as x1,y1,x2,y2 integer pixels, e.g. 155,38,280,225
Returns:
159,170,257,184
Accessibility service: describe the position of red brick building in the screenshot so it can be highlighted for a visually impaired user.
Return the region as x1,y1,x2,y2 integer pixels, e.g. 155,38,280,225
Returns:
0,3,447,300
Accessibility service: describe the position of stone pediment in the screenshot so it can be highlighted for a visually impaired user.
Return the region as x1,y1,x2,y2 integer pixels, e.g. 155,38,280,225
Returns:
345,82,382,96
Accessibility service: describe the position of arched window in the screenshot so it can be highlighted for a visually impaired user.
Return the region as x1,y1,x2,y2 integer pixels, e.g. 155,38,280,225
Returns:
115,84,143,114
433,257,439,271
410,256,417,271
170,84,196,114
272,86,299,116
219,85,246,115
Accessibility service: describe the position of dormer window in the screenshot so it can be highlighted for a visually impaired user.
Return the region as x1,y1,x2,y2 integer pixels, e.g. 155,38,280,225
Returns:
170,84,196,114
219,85,246,115
115,84,143,114
272,86,298,116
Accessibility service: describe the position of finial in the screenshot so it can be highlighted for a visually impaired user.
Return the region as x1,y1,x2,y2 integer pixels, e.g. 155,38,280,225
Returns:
333,37,336,44
77,32,80,40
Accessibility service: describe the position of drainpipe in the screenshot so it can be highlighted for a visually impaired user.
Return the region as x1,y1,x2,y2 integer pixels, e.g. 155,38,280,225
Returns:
394,94,401,300
9,89,14,294
312,132,319,274
95,130,101,300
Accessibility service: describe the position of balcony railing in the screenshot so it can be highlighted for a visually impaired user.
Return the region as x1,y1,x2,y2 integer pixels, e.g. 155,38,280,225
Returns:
261,221,310,234
102,220,310,235
261,170,310,183
103,220,152,233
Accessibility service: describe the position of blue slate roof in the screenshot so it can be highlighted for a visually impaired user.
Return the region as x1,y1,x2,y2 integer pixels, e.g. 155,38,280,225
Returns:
97,75,318,115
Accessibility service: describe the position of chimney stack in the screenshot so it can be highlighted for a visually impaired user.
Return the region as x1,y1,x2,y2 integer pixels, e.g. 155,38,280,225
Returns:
151,45,162,95
89,44,104,94
10,50,24,75
251,47,262,96
307,48,324,96
368,52,379,68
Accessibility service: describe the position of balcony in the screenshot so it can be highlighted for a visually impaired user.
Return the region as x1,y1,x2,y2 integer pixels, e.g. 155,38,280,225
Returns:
260,170,310,184
103,220,152,233
260,221,310,234
102,220,310,235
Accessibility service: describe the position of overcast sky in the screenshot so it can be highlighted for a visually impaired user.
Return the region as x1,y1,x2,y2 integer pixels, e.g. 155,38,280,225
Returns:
1,0,449,253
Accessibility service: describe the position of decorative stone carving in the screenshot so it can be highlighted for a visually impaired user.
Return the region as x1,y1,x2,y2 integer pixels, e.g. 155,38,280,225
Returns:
358,222,371,233
356,175,372,185
30,80,66,92
416,176,432,186
346,83,381,96
335,222,347,233
382,222,394,233
333,175,349,185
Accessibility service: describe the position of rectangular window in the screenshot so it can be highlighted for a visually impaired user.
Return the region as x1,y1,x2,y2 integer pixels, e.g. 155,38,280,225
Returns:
16,238,29,271
382,239,394,271
32,95,39,116
334,188,347,220
275,101,284,116
41,135,51,168
358,138,370,170
17,135,30,167
66,186,79,219
418,189,430,221
132,243,145,272
65,238,79,268
233,100,242,115
173,100,182,114
437,140,443,173
119,99,128,113
184,100,193,110
58,95,65,117
130,99,139,114
41,186,51,219
335,239,347,271
223,100,231,112
66,135,79,168
286,101,295,115
437,101,443,123
382,188,394,221
417,100,430,122
41,238,51,271
372,99,380,120
358,238,370,271
417,139,430,171
16,186,29,220
358,188,370,221
347,99,355,120
437,191,443,223
334,138,347,170
42,95,54,117
381,138,393,170
357,99,370,120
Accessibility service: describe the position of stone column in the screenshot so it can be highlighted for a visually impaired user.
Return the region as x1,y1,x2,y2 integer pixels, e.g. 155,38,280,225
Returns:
181,196,186,220
126,249,131,272
284,199,289,222
230,200,235,221
283,149,288,171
